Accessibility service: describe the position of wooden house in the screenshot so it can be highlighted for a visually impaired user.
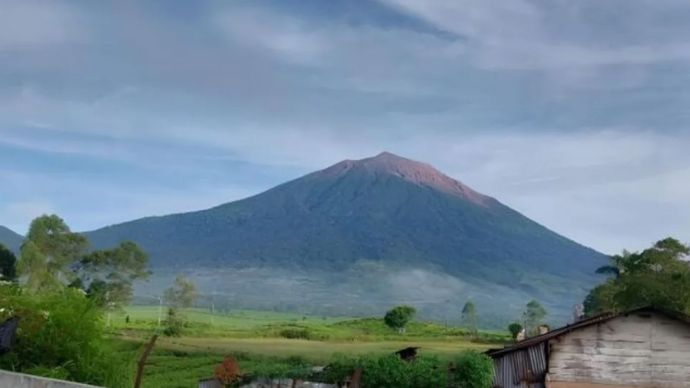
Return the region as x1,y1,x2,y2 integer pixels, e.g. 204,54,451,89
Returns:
487,307,690,388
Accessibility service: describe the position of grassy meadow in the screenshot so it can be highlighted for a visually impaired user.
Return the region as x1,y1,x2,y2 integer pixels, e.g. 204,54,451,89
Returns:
109,306,510,387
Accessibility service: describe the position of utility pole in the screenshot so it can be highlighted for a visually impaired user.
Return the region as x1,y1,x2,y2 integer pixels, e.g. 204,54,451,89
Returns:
157,295,163,329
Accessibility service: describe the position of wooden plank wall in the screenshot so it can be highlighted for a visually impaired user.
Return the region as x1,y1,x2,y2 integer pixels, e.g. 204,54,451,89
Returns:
548,312,690,387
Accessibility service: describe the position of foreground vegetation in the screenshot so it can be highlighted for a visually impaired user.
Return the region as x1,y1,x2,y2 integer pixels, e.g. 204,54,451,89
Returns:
2,213,688,387
109,307,502,387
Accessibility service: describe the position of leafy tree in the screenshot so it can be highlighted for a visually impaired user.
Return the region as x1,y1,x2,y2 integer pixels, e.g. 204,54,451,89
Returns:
17,215,88,293
163,275,197,336
595,250,631,279
384,305,416,333
164,275,198,309
461,301,478,336
522,300,547,336
451,350,494,388
507,322,523,341
584,238,690,316
0,243,17,281
77,241,150,315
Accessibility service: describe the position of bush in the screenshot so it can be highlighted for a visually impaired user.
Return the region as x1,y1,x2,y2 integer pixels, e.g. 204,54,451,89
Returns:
451,350,494,388
248,356,312,380
323,354,446,388
0,285,133,387
163,307,184,336
279,327,311,339
215,356,242,386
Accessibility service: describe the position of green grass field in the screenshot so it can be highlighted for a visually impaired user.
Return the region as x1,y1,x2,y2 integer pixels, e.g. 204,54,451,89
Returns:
111,306,509,387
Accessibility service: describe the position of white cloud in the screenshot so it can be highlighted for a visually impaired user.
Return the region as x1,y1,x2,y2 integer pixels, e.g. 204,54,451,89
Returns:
379,0,690,70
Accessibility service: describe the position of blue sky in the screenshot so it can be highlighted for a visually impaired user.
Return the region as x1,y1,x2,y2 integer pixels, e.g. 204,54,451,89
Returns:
1,0,689,253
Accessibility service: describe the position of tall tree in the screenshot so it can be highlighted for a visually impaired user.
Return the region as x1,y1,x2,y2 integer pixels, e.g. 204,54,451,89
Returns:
0,243,17,281
78,241,150,308
162,275,198,336
18,215,88,293
384,305,416,333
461,301,478,336
164,275,198,309
522,300,547,336
584,237,690,316
76,241,150,324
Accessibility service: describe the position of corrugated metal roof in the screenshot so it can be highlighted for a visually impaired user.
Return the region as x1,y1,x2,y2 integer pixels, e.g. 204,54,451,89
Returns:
491,342,546,388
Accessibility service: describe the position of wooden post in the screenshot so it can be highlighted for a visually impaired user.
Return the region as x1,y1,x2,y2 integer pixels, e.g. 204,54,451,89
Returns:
134,334,158,388
349,367,362,388
447,362,454,388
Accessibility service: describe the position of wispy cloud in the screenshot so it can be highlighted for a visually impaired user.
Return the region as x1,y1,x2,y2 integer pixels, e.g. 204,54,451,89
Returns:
379,0,690,70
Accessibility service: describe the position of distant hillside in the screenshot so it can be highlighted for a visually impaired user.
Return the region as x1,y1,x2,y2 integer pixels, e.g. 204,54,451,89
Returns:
86,152,606,324
0,226,23,252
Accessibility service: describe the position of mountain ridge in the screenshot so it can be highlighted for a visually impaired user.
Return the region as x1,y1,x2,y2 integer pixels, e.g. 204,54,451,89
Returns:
3,153,606,323
85,152,604,284
0,226,23,252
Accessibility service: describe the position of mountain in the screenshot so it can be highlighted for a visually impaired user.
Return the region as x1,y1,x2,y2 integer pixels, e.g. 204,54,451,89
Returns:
86,152,605,324
0,226,23,252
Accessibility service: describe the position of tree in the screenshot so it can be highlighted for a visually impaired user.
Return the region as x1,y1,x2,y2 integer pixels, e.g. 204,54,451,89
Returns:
451,350,494,388
162,275,198,336
522,300,547,336
17,215,88,293
461,301,478,336
0,243,17,281
584,238,690,316
507,322,523,341
595,250,631,279
164,275,198,309
77,241,150,314
384,305,416,333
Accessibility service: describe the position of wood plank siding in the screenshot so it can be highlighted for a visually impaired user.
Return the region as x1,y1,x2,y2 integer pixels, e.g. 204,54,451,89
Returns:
548,311,690,387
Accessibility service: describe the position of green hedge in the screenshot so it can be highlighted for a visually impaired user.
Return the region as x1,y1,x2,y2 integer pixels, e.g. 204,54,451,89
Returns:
0,284,133,387
320,351,493,388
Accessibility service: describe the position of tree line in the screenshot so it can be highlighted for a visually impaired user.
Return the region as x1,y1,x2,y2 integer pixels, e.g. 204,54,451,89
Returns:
0,214,199,386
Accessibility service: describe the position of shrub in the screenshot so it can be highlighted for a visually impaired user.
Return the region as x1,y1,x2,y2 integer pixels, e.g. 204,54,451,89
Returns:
215,356,242,386
163,307,184,336
323,354,445,388
451,350,494,388
279,327,311,339
248,356,312,380
0,285,133,387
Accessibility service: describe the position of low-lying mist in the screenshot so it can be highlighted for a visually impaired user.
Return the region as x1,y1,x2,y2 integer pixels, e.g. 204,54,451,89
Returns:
133,261,580,328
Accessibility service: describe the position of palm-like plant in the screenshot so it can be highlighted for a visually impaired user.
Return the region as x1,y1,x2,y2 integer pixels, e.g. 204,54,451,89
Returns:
595,250,631,279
